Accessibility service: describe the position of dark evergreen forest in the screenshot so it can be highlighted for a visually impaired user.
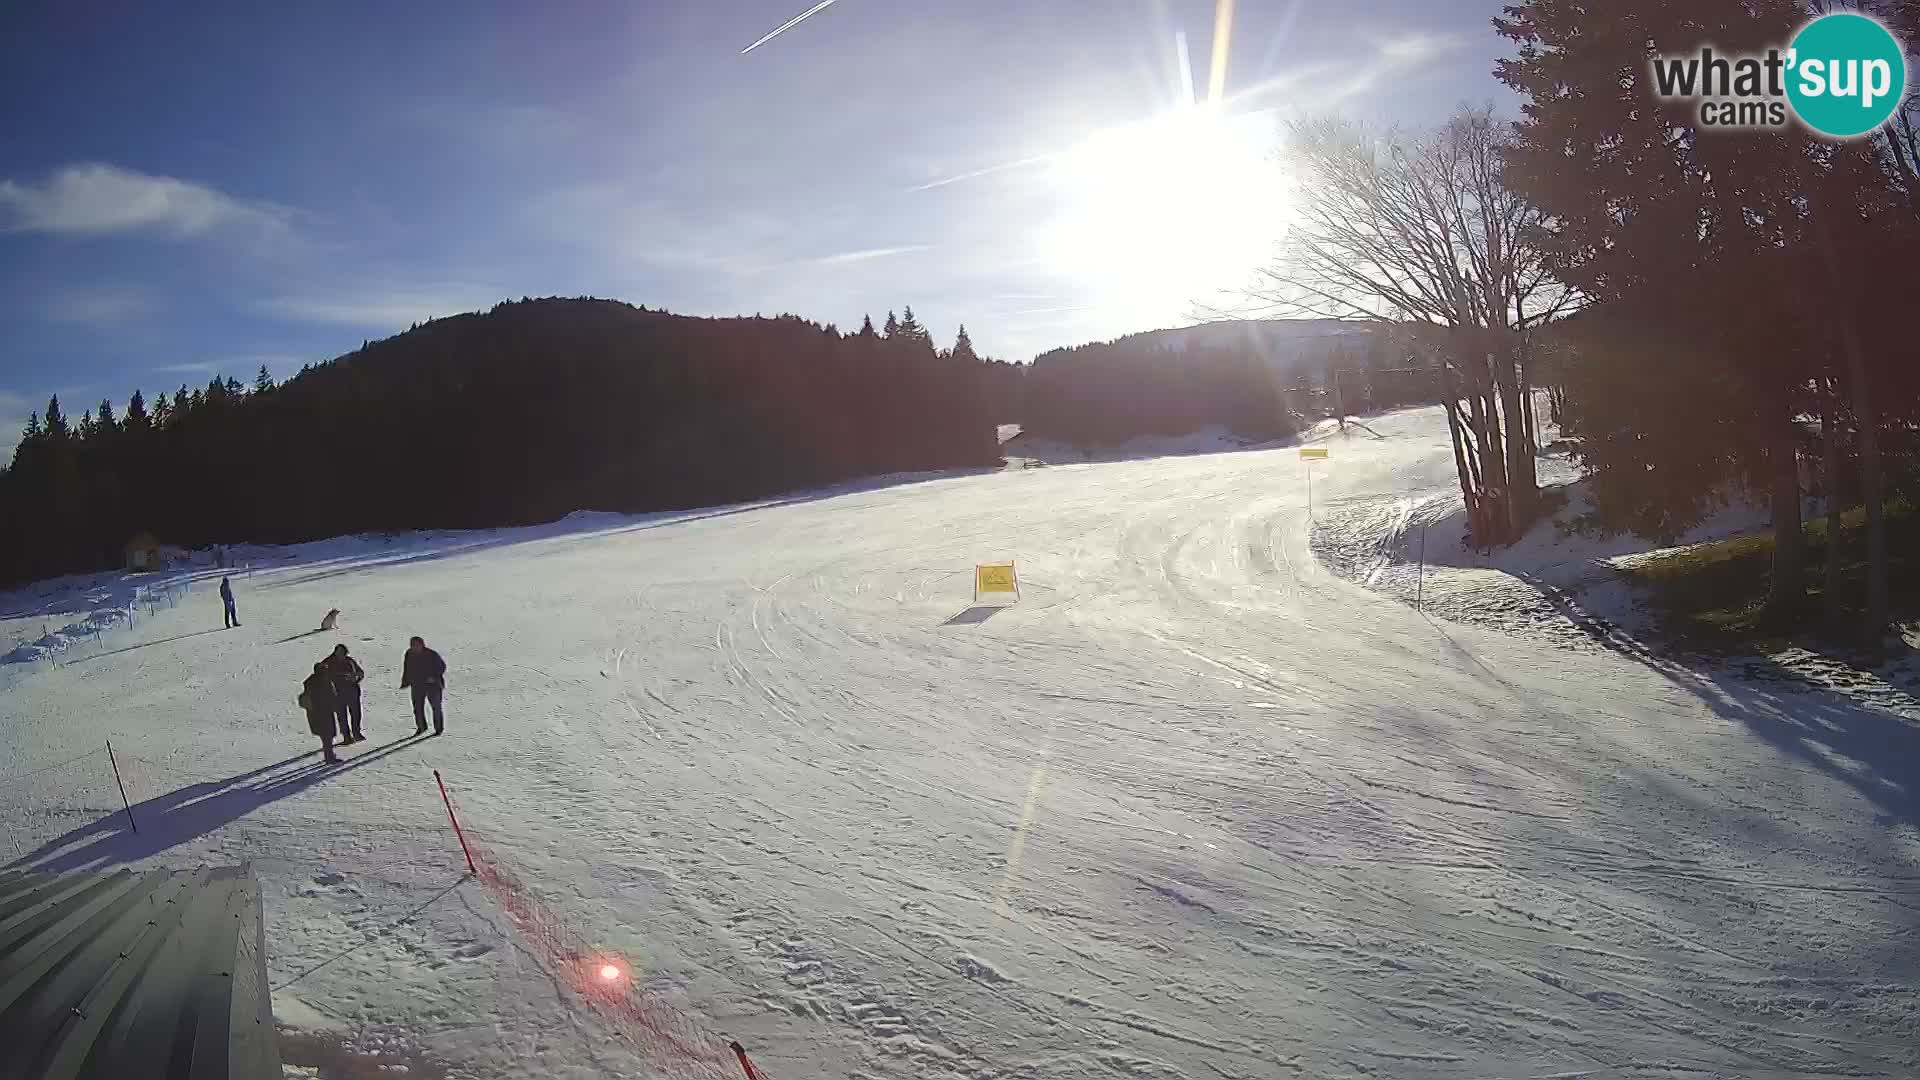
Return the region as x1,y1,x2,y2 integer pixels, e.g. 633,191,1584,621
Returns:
1,294,1414,587
0,298,1004,584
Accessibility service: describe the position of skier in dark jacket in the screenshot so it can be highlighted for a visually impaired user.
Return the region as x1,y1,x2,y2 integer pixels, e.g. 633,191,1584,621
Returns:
400,636,448,735
299,662,342,763
219,576,239,628
322,644,366,743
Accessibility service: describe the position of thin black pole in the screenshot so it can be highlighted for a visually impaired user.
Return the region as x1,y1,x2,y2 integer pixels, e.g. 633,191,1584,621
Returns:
1416,519,1428,611
106,740,137,833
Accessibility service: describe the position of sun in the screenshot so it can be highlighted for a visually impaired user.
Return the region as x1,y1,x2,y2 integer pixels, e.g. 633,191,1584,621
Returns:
1037,103,1289,321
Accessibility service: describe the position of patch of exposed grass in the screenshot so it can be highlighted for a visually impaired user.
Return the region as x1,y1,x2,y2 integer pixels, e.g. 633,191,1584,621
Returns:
1622,499,1918,651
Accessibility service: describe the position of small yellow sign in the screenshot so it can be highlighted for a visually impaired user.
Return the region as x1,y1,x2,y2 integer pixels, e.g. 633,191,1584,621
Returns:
975,563,1019,595
1299,447,1329,460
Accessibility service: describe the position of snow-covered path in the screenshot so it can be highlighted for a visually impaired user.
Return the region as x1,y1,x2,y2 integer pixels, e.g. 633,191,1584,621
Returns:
4,407,1916,1079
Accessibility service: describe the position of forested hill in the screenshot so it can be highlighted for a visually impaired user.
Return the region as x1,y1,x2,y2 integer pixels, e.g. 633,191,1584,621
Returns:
1020,318,1409,446
0,297,1001,584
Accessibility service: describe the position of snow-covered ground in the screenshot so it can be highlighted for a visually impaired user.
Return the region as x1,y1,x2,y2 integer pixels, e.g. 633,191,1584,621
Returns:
4,404,1918,1079
1308,439,1768,652
1309,410,1920,715
1003,424,1282,469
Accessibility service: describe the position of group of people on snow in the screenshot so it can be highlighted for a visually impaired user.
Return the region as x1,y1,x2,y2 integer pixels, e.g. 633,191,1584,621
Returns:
217,573,450,764
298,637,448,763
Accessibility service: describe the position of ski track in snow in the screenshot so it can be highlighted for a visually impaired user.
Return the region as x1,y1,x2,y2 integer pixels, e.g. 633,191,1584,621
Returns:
3,405,1918,1079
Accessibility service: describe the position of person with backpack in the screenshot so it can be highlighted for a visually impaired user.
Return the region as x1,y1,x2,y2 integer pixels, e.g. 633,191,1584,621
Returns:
322,644,366,743
299,662,342,764
400,636,448,736
219,575,239,628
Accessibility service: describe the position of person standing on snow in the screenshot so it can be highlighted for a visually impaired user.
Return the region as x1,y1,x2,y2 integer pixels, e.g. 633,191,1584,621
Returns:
400,636,447,736
220,575,239,628
299,662,343,763
323,643,366,744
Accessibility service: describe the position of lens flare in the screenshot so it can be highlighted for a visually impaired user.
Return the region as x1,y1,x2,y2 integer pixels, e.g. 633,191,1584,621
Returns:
600,963,622,981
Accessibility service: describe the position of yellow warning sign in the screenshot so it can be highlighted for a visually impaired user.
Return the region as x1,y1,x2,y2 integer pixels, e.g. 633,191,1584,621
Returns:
976,563,1019,594
1298,447,1329,460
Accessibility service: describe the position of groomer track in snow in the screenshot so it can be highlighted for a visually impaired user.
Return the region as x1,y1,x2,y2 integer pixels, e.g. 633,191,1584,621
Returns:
3,405,1916,1079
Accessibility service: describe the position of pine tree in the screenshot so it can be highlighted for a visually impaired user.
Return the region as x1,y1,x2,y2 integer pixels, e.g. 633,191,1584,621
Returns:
22,412,41,441
1496,0,1818,618
126,390,150,433
858,315,877,338
952,325,978,363
883,311,900,338
225,376,246,398
150,394,170,429
96,398,117,432
897,306,931,348
44,395,68,439
254,365,275,393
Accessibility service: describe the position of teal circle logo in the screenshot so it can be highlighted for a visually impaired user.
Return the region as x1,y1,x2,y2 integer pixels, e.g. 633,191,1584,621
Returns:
1786,13,1907,138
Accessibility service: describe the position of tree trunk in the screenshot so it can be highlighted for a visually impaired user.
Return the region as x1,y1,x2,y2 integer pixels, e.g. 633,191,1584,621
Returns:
1473,387,1510,545
1490,345,1535,538
1766,415,1805,625
1820,382,1846,629
1439,359,1481,538
1844,344,1887,632
1815,216,1888,632
1441,396,1479,544
1519,350,1538,459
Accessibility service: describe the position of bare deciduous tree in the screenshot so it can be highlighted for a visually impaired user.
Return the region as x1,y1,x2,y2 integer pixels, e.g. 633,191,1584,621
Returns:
1248,109,1579,546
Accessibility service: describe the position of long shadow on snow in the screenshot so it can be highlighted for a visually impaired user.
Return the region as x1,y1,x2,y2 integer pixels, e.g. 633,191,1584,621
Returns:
9,735,433,873
943,605,1010,626
60,627,226,665
1510,573,1920,827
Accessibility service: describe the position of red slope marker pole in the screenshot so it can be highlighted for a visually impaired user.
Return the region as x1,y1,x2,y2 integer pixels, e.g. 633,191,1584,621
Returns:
106,740,137,833
435,770,477,874
730,1041,764,1080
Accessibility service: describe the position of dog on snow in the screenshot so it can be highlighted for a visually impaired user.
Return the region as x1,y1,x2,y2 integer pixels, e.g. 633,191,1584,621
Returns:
319,608,340,631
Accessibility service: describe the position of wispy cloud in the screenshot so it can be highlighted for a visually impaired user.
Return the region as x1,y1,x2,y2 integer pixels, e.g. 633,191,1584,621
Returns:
43,285,159,326
152,353,299,380
525,183,798,277
1239,31,1464,111
916,31,1463,200
261,286,503,330
0,164,295,241
810,245,931,266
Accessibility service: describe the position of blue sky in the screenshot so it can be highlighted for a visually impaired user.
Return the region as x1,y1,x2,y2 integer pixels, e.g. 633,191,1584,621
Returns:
0,0,1516,462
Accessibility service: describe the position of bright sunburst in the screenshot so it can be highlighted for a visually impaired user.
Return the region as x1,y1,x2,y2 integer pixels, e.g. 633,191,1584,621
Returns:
1037,103,1289,321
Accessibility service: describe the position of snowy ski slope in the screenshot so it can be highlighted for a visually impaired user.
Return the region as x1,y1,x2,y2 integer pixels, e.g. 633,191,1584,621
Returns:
3,405,1916,1079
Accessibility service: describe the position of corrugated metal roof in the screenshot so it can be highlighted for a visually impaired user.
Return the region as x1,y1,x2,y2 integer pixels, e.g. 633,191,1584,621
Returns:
0,865,280,1080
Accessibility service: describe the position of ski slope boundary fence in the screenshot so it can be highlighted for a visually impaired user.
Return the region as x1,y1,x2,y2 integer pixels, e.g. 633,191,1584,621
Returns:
1,574,205,691
436,772,774,1080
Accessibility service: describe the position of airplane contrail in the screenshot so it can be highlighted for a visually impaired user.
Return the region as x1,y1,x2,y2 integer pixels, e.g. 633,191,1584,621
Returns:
740,0,840,55
906,153,1054,193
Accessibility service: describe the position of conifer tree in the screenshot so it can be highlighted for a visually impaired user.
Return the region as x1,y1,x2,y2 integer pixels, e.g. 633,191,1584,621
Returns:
44,395,68,439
